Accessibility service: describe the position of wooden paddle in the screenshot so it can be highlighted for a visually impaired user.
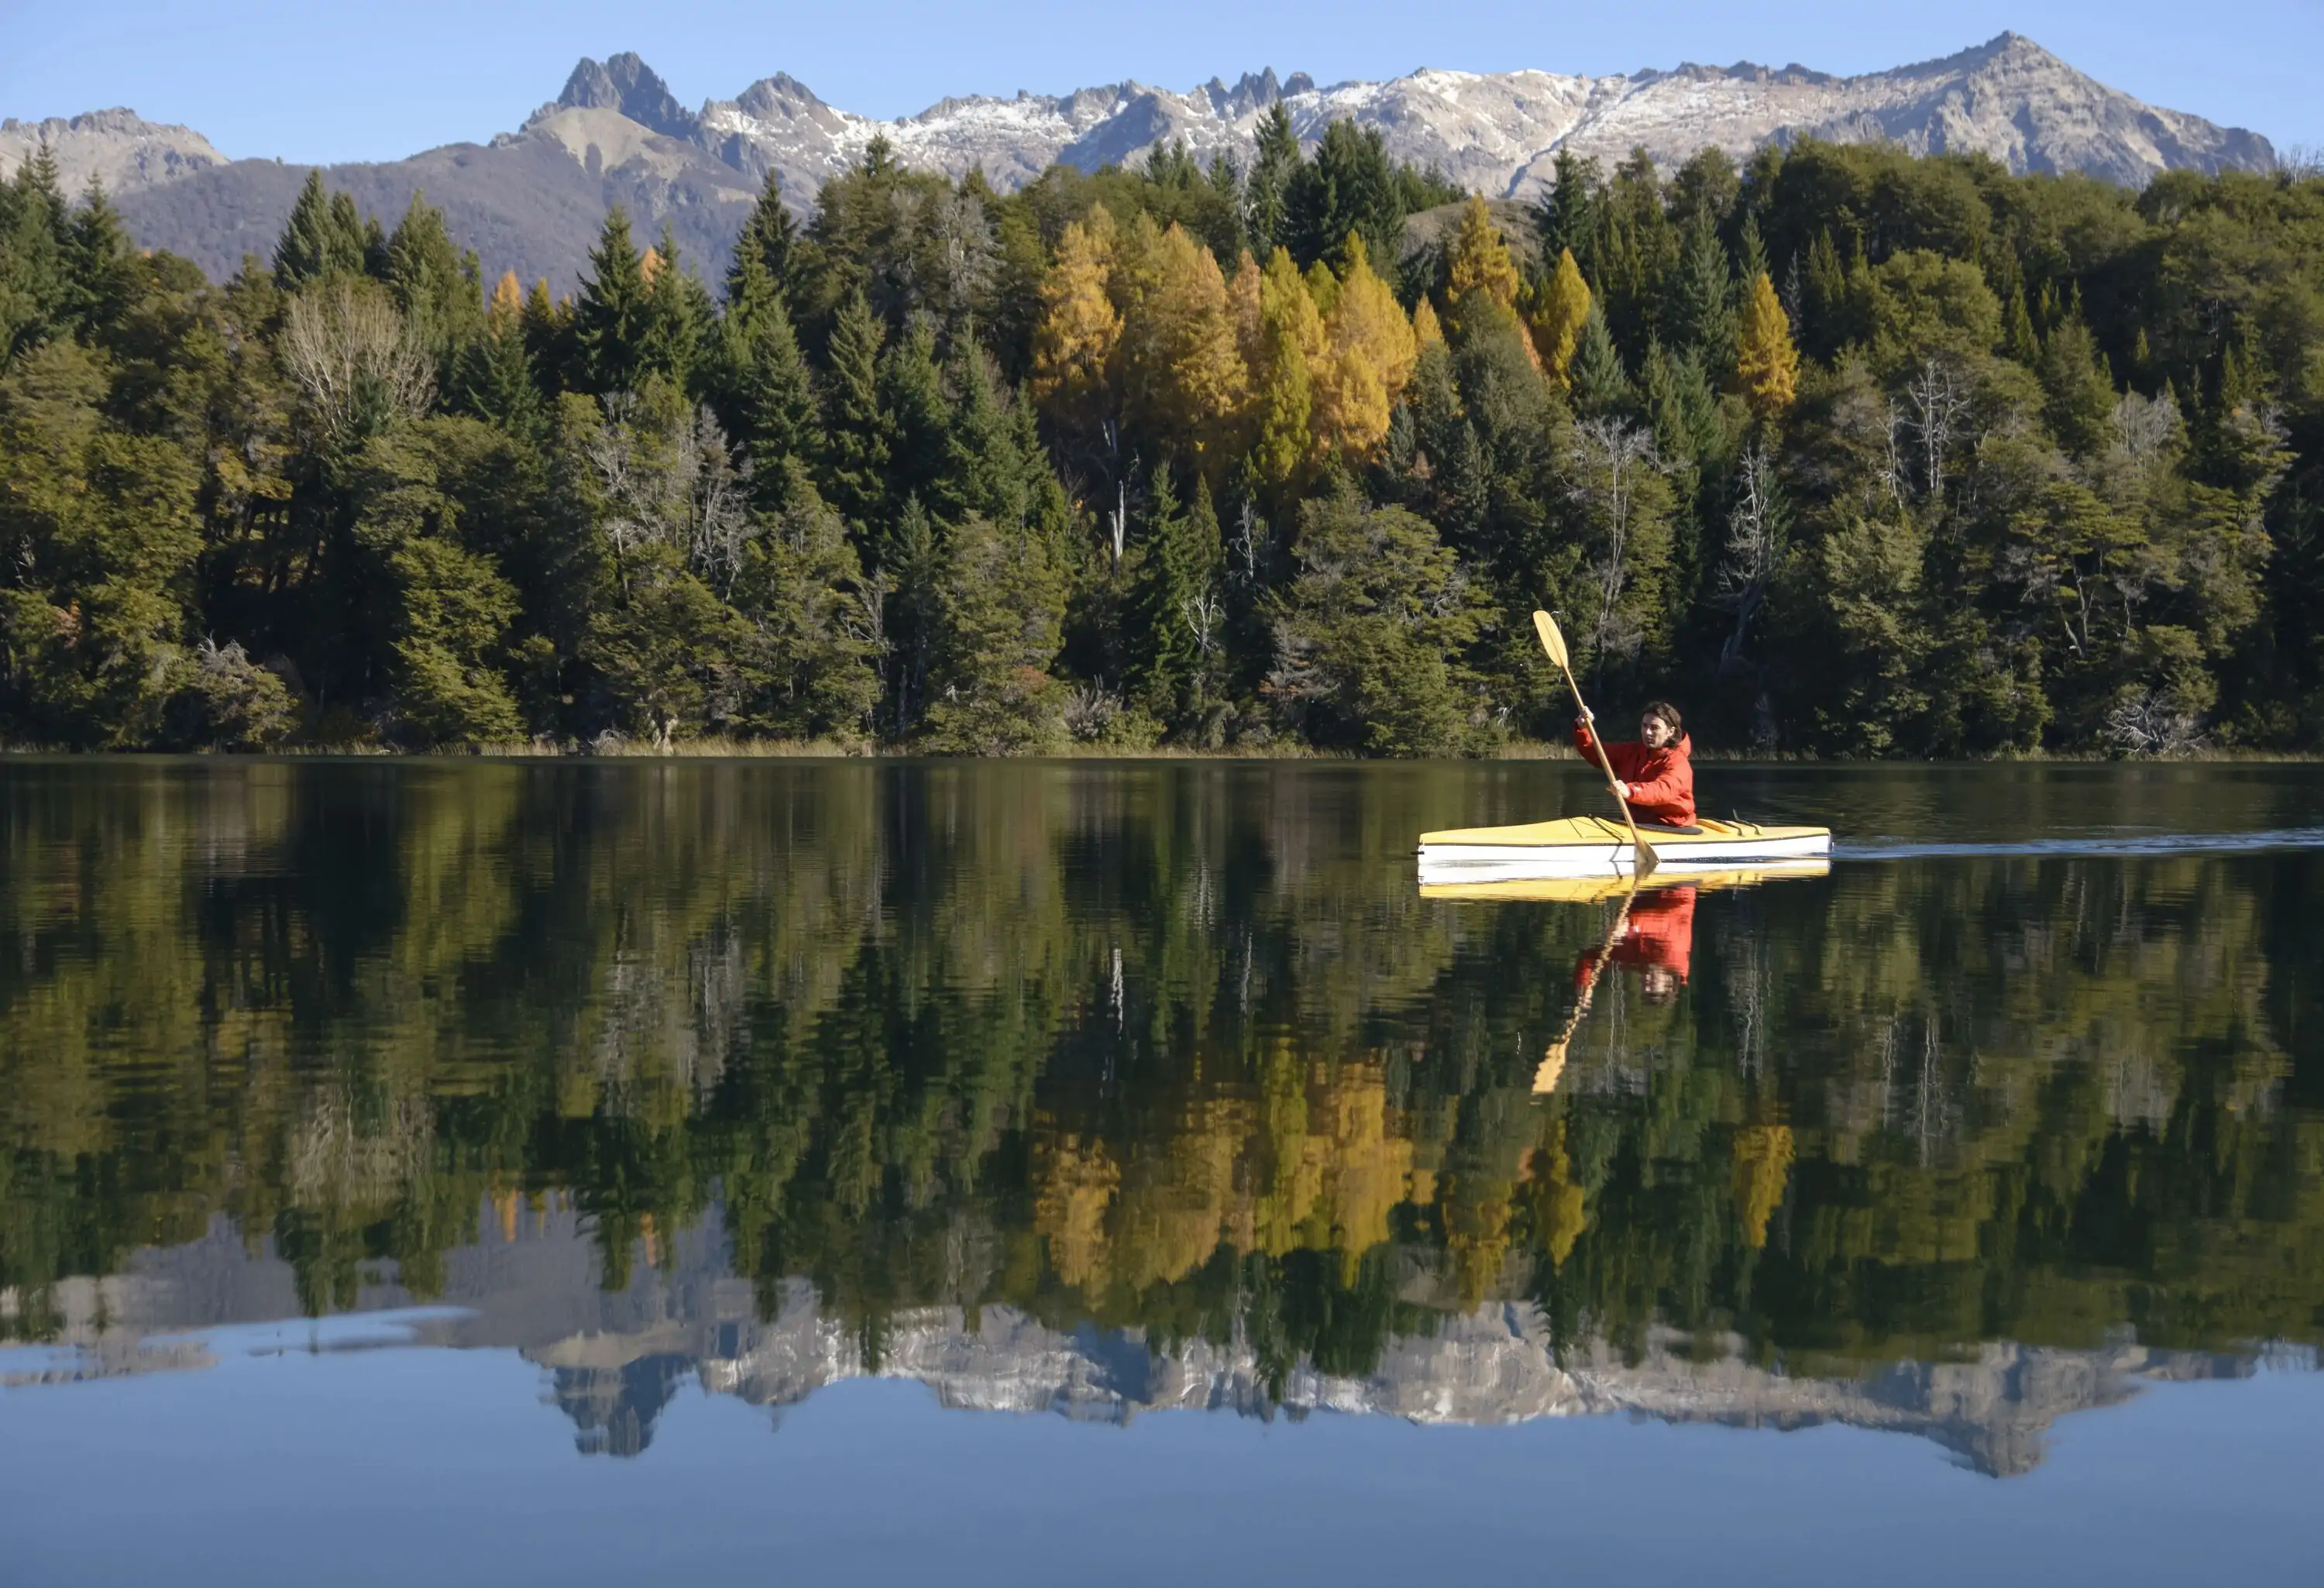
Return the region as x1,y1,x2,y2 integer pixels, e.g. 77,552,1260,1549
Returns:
1532,610,1658,880
1535,876,1648,1094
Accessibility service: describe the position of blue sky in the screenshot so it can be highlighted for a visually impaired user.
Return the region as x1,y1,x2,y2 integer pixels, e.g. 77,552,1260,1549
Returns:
2,0,2315,164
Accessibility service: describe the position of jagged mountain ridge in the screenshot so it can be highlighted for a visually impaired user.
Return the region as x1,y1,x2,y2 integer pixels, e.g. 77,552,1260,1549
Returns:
2,33,2277,291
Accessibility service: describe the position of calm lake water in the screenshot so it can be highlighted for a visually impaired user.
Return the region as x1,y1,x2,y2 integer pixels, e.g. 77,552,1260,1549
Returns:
4,758,2322,1586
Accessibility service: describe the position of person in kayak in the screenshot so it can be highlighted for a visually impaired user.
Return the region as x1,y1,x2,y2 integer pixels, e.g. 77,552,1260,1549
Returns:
1573,700,1695,829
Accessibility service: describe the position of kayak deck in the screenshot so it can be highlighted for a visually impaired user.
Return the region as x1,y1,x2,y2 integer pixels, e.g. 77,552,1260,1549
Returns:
1418,815,1831,881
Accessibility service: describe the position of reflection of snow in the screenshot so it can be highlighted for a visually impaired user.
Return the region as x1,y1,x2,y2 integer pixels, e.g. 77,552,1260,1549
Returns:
7,1207,2295,1477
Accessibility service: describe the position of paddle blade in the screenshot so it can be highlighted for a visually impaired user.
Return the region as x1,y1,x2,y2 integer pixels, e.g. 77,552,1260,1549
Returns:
1531,610,1569,673
1633,840,1659,880
1532,1040,1569,1095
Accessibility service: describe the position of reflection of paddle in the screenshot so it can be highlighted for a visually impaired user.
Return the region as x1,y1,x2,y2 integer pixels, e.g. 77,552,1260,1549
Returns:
1532,610,1656,881
1534,880,1640,1095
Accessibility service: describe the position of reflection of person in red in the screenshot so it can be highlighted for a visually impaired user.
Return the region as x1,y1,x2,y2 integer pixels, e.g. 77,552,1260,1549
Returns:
1573,701,1695,828
1572,886,1696,1005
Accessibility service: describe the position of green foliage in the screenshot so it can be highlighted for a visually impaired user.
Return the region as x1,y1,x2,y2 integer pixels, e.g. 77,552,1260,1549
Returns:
921,510,1068,753
1267,489,1487,754
573,207,651,396
272,170,370,290
2,138,2322,754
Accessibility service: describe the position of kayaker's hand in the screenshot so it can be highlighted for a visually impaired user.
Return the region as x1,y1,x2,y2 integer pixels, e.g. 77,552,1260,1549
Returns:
1575,710,1594,728
1614,781,1630,799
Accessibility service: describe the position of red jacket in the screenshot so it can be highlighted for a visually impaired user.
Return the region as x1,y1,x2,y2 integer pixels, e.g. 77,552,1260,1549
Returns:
1573,720,1696,827
1573,887,1697,990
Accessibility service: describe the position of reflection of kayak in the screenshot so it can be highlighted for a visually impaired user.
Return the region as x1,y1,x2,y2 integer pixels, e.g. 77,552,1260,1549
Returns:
1417,815,1831,882
1421,859,1830,901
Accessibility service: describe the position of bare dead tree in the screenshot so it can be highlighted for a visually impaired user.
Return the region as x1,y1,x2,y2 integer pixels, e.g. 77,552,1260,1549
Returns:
279,281,433,446
586,397,754,596
1904,359,1969,504
1714,444,1784,745
1569,416,1662,689
1231,500,1267,586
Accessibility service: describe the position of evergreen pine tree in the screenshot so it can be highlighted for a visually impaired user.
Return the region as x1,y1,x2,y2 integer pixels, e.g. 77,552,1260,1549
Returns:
880,317,952,514
1535,151,1600,281
714,246,816,501
521,278,572,394
573,207,651,395
384,190,483,381
2040,312,2117,457
1668,215,1736,365
1568,303,1631,415
727,171,798,303
2,147,74,357
1244,105,1300,263
1734,212,1769,295
1129,466,1226,729
937,346,1040,531
460,272,543,441
63,179,140,341
638,225,710,391
273,170,368,288
1803,229,1848,360
819,289,892,530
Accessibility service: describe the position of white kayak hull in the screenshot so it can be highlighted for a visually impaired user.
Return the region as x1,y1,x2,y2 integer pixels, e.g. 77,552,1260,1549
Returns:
1417,816,1831,882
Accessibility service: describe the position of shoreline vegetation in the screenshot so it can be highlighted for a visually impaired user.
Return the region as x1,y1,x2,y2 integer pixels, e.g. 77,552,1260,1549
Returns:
2,738,2318,763
2,120,2320,760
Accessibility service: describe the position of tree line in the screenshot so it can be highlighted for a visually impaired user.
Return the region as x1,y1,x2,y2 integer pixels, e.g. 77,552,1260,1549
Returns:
2,114,2321,754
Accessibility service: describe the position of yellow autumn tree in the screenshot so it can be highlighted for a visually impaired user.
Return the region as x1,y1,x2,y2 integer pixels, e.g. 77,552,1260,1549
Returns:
1445,194,1520,311
1534,247,1591,390
1314,233,1419,463
1227,250,1264,370
1112,218,1250,470
1251,246,1326,492
1731,1123,1795,1249
1028,208,1122,422
488,270,524,328
1411,294,1444,355
1735,270,1800,420
1522,1119,1590,1268
1033,1123,1121,1291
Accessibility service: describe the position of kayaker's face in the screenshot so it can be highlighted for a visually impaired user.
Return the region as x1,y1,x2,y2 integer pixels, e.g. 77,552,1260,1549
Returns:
1640,713,1676,749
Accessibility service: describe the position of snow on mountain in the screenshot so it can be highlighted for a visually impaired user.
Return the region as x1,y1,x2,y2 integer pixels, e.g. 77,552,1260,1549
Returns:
663,32,2273,205
1,35,2275,292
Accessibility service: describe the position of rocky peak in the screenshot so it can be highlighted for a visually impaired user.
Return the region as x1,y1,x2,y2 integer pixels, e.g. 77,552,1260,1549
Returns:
553,53,697,140
731,73,831,120
0,108,223,194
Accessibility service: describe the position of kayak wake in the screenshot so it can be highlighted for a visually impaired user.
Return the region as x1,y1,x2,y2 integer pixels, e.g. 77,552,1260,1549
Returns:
1835,827,2324,861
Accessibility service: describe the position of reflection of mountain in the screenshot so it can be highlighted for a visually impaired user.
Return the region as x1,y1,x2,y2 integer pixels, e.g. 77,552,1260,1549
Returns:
5,1207,2265,1478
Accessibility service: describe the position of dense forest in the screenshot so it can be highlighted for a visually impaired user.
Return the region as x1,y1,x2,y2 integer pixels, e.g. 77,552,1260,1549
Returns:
2,114,2322,754
4,761,2319,1386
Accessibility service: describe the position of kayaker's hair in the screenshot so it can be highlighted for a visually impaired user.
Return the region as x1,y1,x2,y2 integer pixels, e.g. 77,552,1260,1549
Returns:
1642,700,1683,734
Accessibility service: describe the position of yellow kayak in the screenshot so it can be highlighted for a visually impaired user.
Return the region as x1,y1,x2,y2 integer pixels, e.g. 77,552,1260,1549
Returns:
1420,859,1830,901
1418,814,1831,882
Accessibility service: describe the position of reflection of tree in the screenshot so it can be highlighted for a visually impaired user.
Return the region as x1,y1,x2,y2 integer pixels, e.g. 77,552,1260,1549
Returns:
2,762,2321,1405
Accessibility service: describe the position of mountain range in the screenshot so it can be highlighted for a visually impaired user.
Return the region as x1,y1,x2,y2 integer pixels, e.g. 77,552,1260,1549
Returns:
8,1205,2267,1476
0,33,2278,293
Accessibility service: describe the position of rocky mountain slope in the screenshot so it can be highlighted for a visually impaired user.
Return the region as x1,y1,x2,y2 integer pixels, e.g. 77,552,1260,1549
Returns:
0,33,2277,290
